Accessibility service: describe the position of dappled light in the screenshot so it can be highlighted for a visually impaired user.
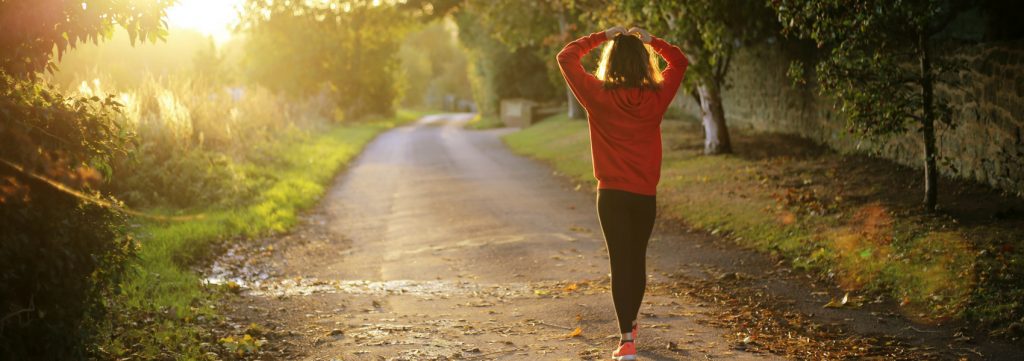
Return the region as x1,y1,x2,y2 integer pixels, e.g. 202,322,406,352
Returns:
826,202,976,323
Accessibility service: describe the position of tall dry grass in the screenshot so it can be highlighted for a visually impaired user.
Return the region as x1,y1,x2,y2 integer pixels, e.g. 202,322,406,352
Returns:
71,75,336,208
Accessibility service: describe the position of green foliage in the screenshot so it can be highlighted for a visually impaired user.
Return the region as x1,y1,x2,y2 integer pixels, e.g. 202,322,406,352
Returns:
398,20,472,109
597,0,777,85
219,334,265,356
469,0,565,47
0,74,130,180
240,0,413,120
114,147,254,209
773,0,966,209
773,0,959,136
0,2,173,355
452,7,560,116
0,188,134,360
75,75,314,209
0,74,136,360
0,0,172,78
61,70,339,210
466,113,505,130
502,113,594,182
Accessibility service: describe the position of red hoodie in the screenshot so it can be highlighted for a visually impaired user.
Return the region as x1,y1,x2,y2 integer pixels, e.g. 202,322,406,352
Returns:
557,31,688,196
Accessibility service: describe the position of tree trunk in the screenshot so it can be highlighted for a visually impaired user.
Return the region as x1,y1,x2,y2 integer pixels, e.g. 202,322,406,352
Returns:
922,113,938,211
697,82,732,154
690,88,703,120
920,34,938,211
557,7,585,120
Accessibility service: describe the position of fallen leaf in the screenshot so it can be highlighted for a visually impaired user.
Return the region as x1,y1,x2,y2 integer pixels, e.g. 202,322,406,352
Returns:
567,327,583,338
823,292,850,308
823,298,842,308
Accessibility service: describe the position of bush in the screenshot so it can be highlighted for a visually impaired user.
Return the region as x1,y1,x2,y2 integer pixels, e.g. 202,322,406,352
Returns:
0,183,133,360
112,146,255,209
72,76,318,210
0,74,135,359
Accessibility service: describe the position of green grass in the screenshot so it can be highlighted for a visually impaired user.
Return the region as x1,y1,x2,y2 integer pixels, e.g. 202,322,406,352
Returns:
501,114,593,181
465,113,505,130
99,110,425,360
503,114,1024,332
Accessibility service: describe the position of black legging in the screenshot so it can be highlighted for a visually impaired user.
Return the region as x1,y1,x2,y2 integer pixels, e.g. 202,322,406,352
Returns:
596,188,656,334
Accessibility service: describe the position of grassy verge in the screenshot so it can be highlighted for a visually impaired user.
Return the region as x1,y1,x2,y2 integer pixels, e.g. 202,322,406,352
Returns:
465,113,505,129
503,114,1024,336
98,110,426,359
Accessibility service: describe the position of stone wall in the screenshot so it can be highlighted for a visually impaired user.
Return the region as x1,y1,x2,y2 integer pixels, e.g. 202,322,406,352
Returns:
683,39,1024,196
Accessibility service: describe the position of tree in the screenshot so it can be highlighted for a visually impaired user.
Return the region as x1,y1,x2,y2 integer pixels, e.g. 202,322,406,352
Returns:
450,5,560,118
773,0,967,211
0,0,171,79
0,1,171,358
0,0,172,214
240,0,412,120
402,0,582,119
465,0,587,119
398,21,472,110
586,0,777,154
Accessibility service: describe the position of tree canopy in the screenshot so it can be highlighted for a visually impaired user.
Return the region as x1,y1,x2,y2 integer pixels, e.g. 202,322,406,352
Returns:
450,3,561,117
774,0,967,210
0,0,172,78
240,0,412,119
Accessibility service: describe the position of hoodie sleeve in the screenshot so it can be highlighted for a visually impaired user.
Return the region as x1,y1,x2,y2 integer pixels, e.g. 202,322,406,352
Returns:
556,31,607,109
649,36,689,109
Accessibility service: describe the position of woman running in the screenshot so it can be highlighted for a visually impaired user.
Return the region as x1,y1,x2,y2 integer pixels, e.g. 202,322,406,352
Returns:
556,26,688,360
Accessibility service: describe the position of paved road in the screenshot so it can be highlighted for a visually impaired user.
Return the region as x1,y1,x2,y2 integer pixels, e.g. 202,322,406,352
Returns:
218,114,1022,360
220,114,781,360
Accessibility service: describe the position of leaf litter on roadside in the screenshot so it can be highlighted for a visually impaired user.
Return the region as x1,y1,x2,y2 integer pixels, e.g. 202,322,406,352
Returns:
657,271,952,360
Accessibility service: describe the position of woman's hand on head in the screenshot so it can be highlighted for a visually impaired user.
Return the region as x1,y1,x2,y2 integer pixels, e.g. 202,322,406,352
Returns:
605,26,627,40
627,27,652,43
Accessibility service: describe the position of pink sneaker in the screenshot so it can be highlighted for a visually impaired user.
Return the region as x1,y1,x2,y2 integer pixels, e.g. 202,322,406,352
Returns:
612,341,636,361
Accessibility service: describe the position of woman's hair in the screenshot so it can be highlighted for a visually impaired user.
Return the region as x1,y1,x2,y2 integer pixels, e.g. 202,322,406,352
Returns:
596,34,662,90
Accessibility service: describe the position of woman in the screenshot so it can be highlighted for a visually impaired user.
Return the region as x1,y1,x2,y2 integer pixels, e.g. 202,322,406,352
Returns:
556,26,687,360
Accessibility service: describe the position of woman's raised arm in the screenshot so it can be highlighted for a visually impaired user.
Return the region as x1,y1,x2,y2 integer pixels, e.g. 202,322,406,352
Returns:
556,27,622,108
648,35,689,99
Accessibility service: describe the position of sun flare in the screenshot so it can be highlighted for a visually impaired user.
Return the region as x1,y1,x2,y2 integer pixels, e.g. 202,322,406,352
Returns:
165,0,244,43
